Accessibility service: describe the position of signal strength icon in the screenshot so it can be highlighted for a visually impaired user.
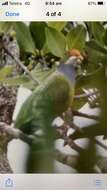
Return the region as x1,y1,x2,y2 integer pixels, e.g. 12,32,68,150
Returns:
2,1,8,6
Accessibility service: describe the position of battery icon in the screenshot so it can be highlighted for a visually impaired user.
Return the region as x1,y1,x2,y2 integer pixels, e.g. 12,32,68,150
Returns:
97,1,104,5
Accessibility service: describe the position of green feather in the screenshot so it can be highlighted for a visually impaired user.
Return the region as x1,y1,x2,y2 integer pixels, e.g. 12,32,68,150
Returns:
15,71,74,133
15,69,75,172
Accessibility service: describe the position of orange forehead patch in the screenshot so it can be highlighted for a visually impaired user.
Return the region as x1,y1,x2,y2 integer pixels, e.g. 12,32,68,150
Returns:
68,49,81,56
68,49,84,61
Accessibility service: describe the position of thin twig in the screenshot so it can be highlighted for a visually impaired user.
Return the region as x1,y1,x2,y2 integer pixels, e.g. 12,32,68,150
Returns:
95,139,107,151
0,122,34,145
73,110,99,120
74,91,99,99
3,46,40,85
69,141,84,152
64,137,84,152
55,149,77,169
66,124,107,152
55,149,107,172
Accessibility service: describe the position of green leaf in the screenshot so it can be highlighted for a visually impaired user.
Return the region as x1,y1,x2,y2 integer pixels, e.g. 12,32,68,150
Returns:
0,66,14,80
87,22,105,44
13,22,35,53
73,97,87,110
1,74,38,90
31,64,55,82
30,22,47,50
45,27,66,58
87,40,107,54
103,29,107,46
86,40,107,65
0,22,12,32
47,22,67,31
2,75,30,85
86,47,107,65
66,25,86,50
42,43,50,55
76,65,105,89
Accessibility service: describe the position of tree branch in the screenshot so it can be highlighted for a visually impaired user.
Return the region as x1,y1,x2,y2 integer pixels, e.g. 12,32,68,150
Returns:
73,110,99,120
95,139,107,151
55,149,107,173
55,149,77,169
0,122,34,145
3,46,40,86
64,138,84,152
74,90,99,99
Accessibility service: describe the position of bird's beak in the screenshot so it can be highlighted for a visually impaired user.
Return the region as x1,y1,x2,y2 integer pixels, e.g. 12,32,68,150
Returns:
77,55,84,61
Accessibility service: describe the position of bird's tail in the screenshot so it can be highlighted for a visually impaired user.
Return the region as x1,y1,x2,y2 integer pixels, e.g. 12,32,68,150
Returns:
25,121,55,173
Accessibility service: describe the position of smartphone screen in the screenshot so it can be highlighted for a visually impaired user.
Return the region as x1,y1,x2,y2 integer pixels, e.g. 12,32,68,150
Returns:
0,0,107,189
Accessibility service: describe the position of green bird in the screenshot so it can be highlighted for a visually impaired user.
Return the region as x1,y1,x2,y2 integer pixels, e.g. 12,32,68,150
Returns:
15,57,78,173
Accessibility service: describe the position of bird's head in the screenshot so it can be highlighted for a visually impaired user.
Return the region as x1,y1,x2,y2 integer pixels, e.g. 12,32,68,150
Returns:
58,56,82,85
